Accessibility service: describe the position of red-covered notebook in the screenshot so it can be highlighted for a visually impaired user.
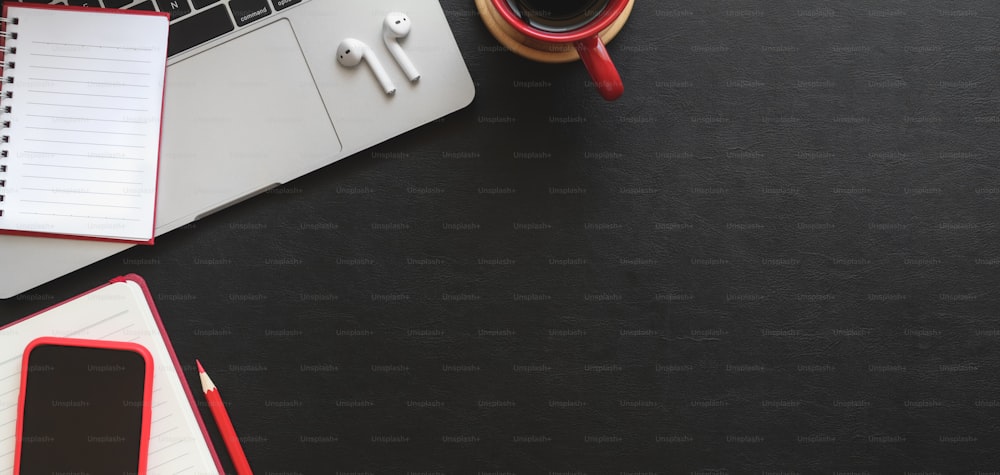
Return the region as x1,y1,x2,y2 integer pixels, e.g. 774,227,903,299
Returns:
0,274,224,474
0,4,169,244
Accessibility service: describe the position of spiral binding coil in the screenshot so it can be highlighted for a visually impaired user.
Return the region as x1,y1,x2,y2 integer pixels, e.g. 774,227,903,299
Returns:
0,15,16,217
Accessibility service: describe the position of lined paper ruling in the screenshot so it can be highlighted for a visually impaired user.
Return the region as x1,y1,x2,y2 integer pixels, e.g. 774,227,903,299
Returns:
0,4,169,243
0,277,221,474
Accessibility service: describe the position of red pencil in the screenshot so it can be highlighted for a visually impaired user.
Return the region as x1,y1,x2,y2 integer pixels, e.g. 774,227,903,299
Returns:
197,360,254,475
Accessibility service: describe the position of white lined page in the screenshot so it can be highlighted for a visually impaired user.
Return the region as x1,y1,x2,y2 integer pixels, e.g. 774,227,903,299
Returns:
0,5,168,242
0,280,219,474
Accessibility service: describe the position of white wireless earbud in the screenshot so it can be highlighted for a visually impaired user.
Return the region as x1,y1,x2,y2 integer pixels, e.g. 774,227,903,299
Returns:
383,12,420,82
337,38,396,95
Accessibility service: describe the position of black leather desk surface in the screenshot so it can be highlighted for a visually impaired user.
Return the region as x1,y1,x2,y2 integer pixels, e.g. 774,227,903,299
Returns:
3,1,1000,472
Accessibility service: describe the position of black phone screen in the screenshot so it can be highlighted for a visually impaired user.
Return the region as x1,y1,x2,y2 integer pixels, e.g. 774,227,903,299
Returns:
18,343,148,475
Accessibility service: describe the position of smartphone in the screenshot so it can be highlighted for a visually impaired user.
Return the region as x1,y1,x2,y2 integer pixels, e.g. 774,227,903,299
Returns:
14,337,154,475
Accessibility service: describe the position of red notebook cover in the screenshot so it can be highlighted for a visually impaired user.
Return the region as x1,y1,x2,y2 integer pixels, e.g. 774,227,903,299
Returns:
0,274,225,474
0,4,169,245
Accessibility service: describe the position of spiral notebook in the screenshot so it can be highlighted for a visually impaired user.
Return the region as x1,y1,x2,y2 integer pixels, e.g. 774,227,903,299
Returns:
0,4,169,244
0,274,224,474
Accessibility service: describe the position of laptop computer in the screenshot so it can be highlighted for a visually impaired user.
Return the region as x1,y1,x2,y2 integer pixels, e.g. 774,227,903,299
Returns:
0,0,476,298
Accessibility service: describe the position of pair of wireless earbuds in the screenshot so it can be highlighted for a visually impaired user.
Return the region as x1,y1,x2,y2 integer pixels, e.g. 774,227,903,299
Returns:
337,12,420,96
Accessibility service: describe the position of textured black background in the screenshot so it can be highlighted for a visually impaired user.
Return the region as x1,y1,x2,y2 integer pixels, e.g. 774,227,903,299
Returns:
4,0,1000,473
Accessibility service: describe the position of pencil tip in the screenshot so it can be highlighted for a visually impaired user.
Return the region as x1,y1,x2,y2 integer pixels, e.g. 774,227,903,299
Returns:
196,359,204,373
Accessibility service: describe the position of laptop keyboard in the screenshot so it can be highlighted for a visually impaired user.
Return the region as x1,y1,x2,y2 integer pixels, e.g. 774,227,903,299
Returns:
14,0,304,57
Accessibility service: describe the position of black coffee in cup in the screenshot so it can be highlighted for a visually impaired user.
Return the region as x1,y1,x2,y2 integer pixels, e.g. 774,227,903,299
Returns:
506,0,612,33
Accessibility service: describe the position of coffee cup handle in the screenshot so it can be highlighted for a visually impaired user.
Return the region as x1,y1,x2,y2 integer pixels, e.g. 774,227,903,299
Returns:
574,36,624,101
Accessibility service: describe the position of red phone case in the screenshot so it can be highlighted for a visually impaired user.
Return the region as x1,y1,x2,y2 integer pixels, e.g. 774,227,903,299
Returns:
13,336,155,475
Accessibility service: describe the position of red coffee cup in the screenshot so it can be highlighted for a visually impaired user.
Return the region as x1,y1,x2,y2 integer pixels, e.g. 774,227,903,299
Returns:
488,0,630,101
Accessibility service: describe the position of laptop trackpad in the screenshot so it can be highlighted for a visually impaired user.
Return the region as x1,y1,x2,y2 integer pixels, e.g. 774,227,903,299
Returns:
156,19,342,229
